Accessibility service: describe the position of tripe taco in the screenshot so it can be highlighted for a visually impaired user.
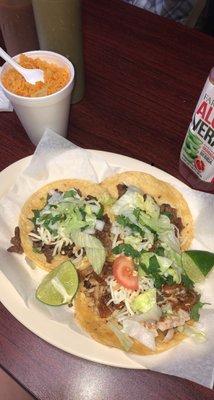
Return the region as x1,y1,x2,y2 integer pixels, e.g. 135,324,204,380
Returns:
14,179,109,272
74,171,201,354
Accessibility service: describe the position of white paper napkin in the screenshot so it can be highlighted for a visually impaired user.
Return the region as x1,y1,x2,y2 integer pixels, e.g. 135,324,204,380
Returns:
0,67,13,111
0,129,213,388
0,87,13,111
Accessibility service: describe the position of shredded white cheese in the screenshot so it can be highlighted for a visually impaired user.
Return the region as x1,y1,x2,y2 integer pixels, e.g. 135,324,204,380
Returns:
106,277,139,315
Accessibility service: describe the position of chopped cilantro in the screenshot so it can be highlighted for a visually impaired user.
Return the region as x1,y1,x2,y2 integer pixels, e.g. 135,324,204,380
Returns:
155,246,165,256
38,213,63,232
147,255,165,289
81,224,89,231
116,215,144,236
63,189,77,198
30,209,41,225
153,274,165,289
190,301,208,321
165,275,174,285
113,243,140,259
147,255,159,274
161,211,172,219
133,208,141,220
133,208,157,234
97,204,104,219
181,273,194,289
79,207,86,219
144,224,157,234
139,262,147,273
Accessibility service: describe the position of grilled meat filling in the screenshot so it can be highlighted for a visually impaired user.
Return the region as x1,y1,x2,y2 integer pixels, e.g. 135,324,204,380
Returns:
160,203,184,233
95,214,112,253
80,261,125,318
7,226,23,254
159,283,199,312
32,239,76,263
117,183,128,198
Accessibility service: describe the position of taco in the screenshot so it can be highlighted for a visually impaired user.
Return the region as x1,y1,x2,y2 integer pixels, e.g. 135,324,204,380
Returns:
12,179,110,272
74,171,199,354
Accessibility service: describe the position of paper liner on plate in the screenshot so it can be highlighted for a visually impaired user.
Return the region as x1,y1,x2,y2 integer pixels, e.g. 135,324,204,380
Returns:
0,129,213,388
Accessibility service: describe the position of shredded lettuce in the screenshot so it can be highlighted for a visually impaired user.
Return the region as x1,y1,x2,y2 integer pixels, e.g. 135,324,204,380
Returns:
178,325,206,343
134,304,162,321
143,195,160,219
159,230,180,252
135,192,146,210
124,235,143,251
156,255,172,273
143,227,155,249
85,213,97,227
60,205,88,232
111,188,144,215
131,289,156,313
70,231,106,274
164,247,181,265
99,192,115,207
107,320,133,351
140,252,154,268
160,248,182,283
166,267,181,284
116,215,144,236
138,212,171,233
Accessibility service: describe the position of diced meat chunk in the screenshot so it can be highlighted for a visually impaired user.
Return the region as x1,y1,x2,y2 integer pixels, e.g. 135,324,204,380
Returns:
95,213,112,252
117,183,128,198
160,203,184,233
7,226,23,254
160,283,199,312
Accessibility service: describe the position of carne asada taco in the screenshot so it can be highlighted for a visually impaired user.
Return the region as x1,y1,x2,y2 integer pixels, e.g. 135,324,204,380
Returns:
17,179,109,272
74,171,200,354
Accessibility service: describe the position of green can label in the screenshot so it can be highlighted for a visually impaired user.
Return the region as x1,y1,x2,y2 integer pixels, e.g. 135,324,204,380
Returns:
181,78,214,183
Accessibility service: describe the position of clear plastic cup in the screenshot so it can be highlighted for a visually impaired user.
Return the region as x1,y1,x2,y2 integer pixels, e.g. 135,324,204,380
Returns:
0,50,75,145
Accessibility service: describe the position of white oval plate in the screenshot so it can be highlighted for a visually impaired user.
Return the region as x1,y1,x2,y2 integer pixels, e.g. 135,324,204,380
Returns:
0,151,187,368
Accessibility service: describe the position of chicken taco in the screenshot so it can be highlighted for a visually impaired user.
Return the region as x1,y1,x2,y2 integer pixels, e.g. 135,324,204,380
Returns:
74,171,202,354
9,179,111,272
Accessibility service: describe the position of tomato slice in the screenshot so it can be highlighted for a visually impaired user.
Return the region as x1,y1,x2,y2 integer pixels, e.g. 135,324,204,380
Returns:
113,255,139,290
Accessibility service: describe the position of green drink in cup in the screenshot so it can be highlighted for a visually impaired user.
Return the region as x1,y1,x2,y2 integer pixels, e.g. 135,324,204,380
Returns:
32,0,84,104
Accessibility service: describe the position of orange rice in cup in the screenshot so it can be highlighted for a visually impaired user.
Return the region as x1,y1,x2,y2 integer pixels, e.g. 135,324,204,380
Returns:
1,54,70,97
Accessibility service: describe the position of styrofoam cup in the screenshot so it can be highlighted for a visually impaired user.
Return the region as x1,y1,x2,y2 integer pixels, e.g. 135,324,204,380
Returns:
0,50,75,145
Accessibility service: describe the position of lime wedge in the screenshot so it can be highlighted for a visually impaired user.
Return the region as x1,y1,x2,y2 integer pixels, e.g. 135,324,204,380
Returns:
36,260,79,306
182,251,214,283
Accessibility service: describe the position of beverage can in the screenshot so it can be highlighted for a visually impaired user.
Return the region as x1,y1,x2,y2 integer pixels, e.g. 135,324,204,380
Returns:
179,69,214,192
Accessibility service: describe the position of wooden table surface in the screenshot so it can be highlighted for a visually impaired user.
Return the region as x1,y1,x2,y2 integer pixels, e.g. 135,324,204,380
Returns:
0,0,214,399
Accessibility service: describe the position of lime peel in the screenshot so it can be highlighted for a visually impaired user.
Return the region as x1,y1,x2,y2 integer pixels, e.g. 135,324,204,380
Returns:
36,260,79,306
181,250,214,283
